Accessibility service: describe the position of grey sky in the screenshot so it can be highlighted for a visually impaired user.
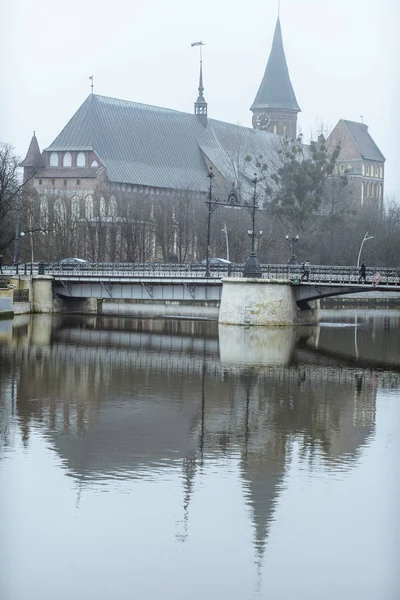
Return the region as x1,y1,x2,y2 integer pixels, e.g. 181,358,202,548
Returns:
2,0,399,196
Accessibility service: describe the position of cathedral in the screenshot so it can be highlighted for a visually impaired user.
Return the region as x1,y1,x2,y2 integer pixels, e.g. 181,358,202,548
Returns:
21,17,385,259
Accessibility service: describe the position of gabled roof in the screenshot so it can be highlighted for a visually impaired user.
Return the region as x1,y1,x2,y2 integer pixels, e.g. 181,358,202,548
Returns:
44,94,279,195
20,132,44,168
342,120,385,162
251,18,300,113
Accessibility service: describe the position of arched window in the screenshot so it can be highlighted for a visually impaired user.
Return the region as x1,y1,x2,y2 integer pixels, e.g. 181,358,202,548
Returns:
99,197,107,218
362,164,365,176
273,124,278,134
283,124,287,137
77,152,85,167
85,194,94,219
90,160,99,168
54,198,66,221
71,195,80,220
379,166,383,178
39,196,49,228
63,152,72,167
50,152,58,167
109,196,118,218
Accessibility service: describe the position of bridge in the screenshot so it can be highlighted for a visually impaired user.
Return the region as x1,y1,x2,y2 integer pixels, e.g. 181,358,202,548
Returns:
3,262,400,324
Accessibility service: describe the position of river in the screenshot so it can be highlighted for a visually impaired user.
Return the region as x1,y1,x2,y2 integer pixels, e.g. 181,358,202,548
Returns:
0,309,399,600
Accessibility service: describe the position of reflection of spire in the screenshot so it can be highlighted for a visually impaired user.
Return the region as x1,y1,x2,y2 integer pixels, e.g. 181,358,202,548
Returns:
176,451,198,543
239,370,287,580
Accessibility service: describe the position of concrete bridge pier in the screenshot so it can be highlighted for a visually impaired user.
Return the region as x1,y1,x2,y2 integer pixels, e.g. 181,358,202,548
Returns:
219,278,320,326
32,276,54,313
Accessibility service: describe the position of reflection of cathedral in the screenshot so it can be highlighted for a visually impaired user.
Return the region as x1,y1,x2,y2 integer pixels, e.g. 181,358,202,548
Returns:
0,315,381,569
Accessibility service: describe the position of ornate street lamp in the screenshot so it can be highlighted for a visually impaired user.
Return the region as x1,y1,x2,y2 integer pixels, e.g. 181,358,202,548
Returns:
243,176,262,278
285,233,299,265
205,167,216,277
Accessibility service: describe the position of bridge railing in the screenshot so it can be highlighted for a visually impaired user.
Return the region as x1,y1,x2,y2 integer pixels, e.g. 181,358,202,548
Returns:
3,261,400,284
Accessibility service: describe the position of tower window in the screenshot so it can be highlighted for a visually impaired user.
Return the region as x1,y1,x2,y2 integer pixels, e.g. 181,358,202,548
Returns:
77,179,80,185
283,124,287,137
52,179,55,186
77,152,85,167
63,152,72,167
273,124,278,134
64,179,67,186
39,179,42,185
91,160,99,168
50,152,58,167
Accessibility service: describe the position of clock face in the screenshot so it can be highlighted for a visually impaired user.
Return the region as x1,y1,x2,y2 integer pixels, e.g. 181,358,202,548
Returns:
255,112,271,130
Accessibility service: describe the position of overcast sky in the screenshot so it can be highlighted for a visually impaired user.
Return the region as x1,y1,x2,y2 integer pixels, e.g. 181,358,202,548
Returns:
1,0,399,196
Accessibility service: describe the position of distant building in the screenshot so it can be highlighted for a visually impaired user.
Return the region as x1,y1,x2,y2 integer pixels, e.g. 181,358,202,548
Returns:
326,119,385,211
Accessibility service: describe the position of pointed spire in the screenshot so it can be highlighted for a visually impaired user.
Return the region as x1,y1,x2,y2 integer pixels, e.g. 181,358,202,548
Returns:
192,41,208,123
20,132,44,168
250,18,300,112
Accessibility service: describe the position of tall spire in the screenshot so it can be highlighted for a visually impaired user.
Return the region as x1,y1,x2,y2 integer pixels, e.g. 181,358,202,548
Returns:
251,18,300,137
192,41,208,124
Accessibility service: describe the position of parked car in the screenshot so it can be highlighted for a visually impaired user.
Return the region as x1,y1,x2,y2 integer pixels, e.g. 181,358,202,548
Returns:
57,258,90,270
201,258,232,266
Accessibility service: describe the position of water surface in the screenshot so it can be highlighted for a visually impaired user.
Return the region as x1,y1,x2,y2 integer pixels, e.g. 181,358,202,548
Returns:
0,310,399,599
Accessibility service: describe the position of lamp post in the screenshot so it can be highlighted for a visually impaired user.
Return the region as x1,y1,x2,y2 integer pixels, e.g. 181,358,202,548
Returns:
357,231,374,267
221,223,229,262
13,189,22,265
285,233,299,265
205,167,215,277
243,176,262,278
247,229,263,248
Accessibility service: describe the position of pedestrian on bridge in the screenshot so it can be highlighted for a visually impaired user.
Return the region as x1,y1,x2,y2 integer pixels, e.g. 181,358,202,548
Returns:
301,261,310,281
358,263,367,283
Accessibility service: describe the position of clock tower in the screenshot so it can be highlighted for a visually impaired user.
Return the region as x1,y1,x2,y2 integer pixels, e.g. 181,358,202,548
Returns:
251,18,300,139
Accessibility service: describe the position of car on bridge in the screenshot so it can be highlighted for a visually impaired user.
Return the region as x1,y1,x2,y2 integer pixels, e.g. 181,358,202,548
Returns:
57,258,90,270
201,258,232,266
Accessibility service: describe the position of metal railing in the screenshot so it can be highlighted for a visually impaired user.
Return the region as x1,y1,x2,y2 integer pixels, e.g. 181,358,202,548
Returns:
3,262,400,285
13,289,30,303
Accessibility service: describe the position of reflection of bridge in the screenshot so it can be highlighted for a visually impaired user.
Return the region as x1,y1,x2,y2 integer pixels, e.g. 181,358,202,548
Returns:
5,319,400,388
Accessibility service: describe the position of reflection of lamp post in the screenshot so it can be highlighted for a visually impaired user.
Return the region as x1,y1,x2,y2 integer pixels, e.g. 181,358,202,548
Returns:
357,231,374,267
285,233,299,265
243,176,262,278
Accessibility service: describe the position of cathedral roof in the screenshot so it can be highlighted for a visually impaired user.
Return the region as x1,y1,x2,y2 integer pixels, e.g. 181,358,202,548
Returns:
44,94,278,195
250,18,300,113
342,120,385,162
20,132,44,168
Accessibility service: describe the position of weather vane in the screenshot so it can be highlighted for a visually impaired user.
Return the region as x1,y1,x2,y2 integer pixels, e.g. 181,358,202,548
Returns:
89,75,94,94
191,40,205,62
